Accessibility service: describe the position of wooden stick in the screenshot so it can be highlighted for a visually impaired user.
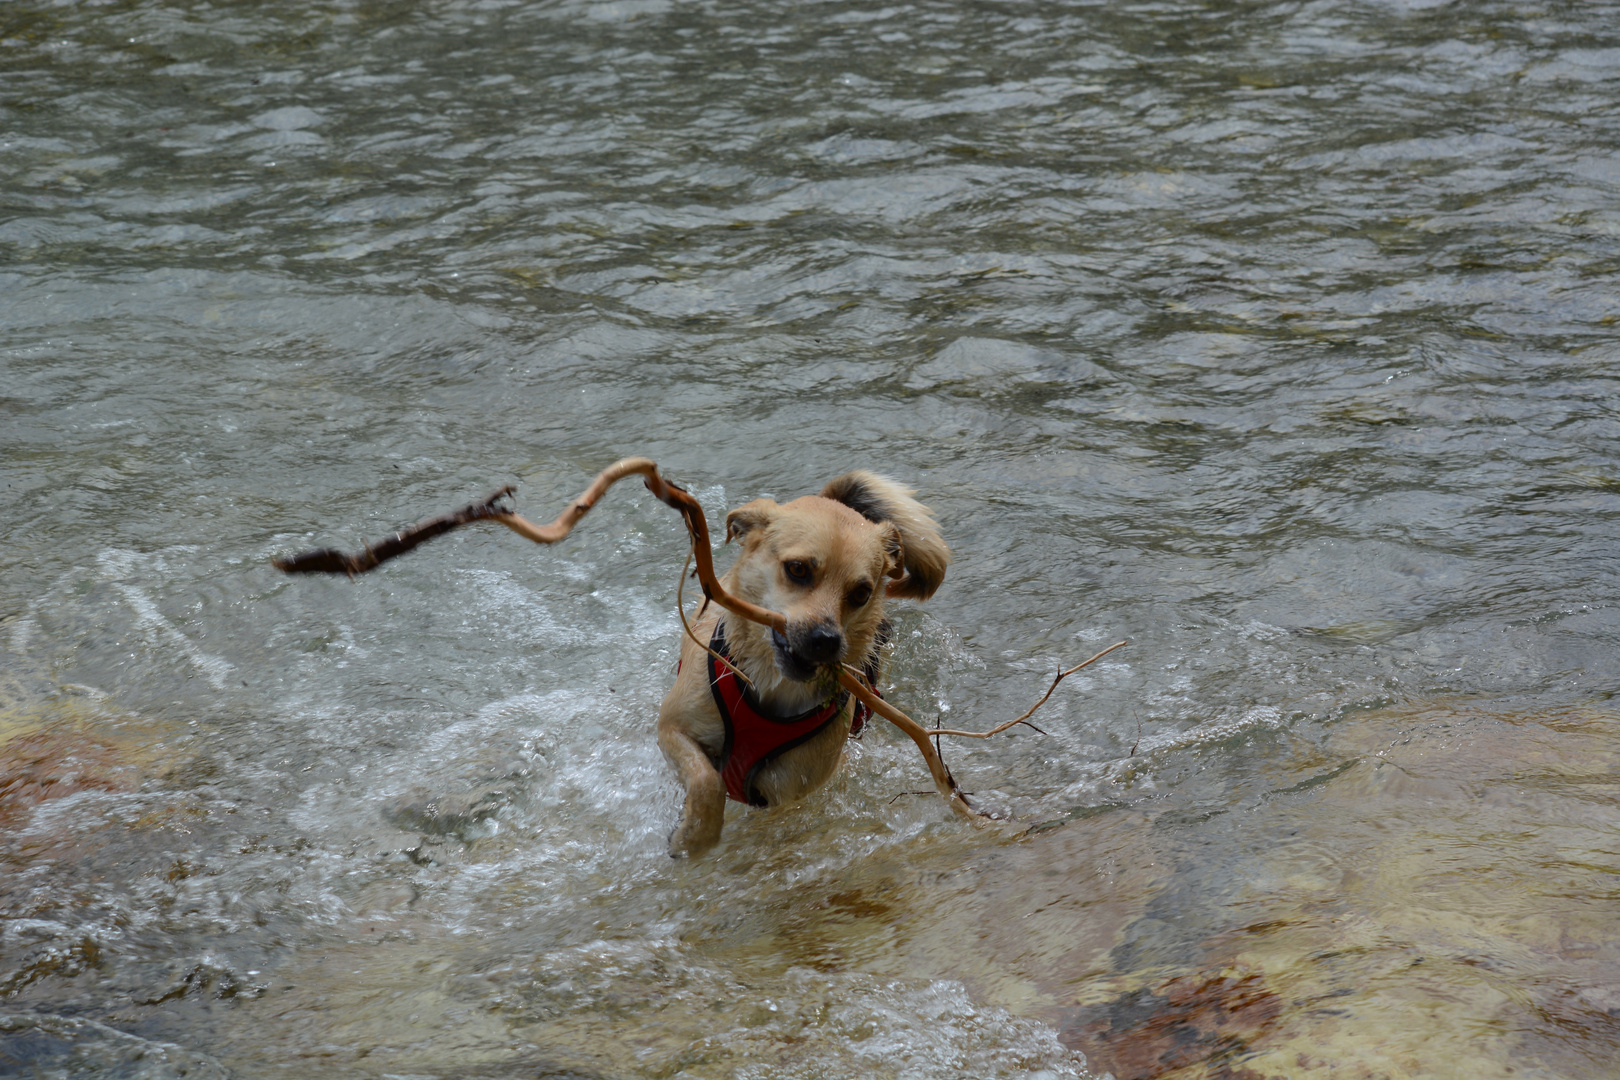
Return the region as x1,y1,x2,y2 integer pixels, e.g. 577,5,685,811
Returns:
923,640,1128,738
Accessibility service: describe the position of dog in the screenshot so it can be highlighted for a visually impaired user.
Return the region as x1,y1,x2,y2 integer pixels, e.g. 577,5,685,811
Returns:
656,471,950,857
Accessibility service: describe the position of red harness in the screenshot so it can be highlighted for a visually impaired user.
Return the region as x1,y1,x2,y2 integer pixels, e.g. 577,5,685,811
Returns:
705,622,872,807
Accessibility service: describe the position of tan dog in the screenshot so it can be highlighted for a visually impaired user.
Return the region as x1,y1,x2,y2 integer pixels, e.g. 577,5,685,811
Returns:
656,471,950,857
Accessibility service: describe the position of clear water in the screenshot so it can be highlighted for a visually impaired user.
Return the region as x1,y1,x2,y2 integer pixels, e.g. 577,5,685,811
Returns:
4,0,1619,1076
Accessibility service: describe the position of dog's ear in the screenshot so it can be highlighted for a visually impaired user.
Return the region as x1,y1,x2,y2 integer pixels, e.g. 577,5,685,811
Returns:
725,499,778,544
879,521,905,581
821,471,950,600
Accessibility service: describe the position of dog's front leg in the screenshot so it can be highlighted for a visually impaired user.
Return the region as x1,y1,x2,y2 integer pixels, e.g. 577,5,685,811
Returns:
657,721,725,858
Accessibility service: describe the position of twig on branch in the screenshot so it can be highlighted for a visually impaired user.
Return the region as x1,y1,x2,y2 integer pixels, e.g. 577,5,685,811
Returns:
838,665,979,820
273,457,1122,822
922,640,1128,739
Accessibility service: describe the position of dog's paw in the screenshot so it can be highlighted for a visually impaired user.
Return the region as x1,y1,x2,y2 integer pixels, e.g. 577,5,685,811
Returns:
667,818,721,859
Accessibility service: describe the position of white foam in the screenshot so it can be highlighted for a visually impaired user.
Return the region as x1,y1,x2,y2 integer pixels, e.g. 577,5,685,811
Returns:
6,609,36,653
483,942,1094,1079
96,549,234,690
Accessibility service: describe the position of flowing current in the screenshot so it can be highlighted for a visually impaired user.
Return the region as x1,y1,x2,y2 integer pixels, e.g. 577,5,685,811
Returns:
3,1,1619,1077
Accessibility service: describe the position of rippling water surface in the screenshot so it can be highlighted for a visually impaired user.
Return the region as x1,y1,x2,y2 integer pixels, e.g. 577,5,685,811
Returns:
4,0,1620,1076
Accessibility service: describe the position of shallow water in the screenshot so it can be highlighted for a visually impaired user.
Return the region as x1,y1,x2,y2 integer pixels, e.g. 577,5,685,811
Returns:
4,0,1620,1076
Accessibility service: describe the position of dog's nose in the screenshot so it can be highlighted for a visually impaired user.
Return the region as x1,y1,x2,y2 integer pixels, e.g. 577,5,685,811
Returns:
801,623,844,663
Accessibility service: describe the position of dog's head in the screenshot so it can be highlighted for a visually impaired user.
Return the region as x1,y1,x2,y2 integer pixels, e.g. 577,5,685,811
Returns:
724,473,949,685
724,496,901,683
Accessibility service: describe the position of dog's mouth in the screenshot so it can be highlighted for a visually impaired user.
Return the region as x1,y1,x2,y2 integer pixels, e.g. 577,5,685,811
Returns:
770,628,828,683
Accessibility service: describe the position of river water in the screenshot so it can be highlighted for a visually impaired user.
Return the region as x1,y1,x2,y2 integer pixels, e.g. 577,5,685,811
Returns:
4,0,1619,1077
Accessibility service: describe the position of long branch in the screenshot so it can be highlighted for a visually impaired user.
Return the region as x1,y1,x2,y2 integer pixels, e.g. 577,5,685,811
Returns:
273,457,1118,818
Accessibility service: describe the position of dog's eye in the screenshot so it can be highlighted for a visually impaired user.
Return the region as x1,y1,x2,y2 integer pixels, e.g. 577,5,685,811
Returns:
783,560,813,585
847,582,873,608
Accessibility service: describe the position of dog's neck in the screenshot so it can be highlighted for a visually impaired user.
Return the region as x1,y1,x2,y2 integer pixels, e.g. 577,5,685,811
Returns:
716,613,840,715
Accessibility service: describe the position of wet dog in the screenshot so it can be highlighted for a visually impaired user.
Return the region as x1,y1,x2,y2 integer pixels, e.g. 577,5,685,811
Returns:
657,472,950,857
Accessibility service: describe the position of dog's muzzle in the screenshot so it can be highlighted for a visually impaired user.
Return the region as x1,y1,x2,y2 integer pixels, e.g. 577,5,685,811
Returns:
771,622,845,682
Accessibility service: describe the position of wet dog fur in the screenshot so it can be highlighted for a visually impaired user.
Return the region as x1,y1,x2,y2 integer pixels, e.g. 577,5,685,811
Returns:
657,471,950,857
